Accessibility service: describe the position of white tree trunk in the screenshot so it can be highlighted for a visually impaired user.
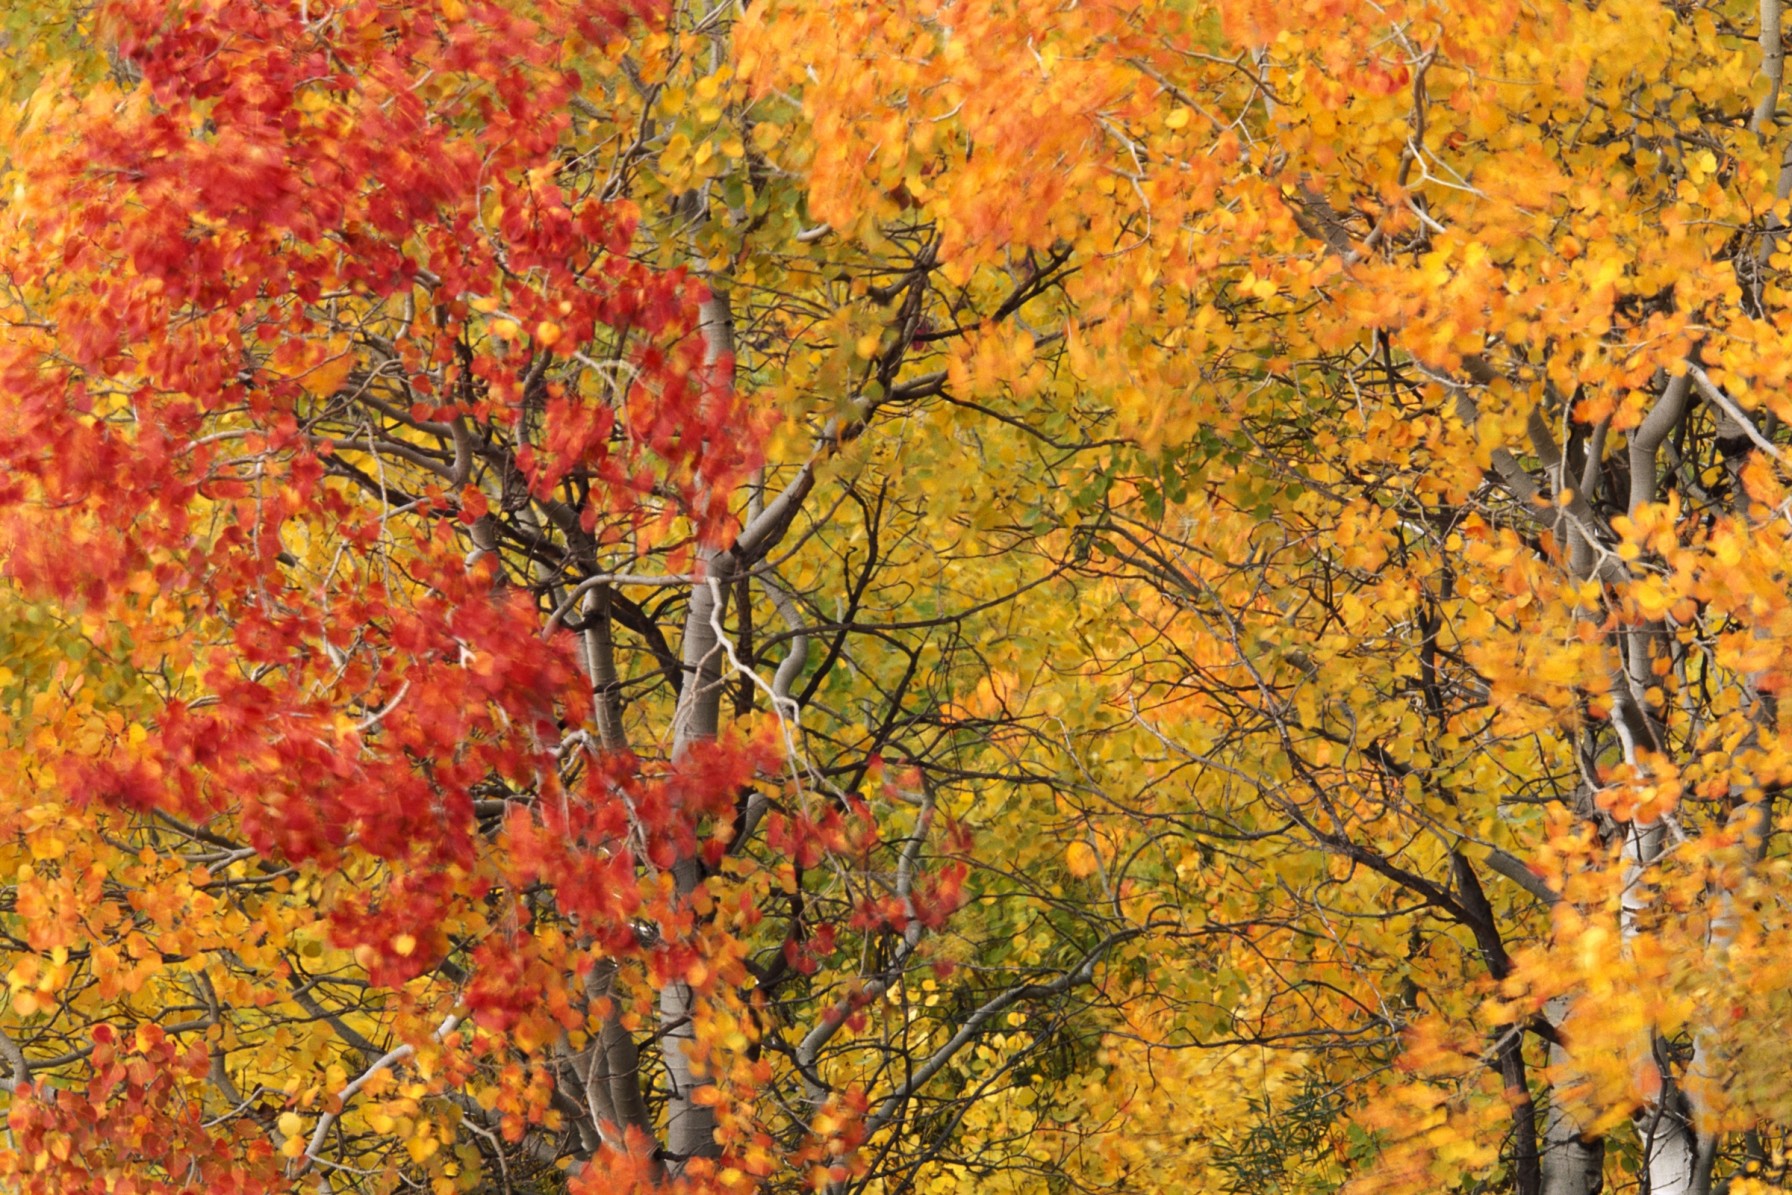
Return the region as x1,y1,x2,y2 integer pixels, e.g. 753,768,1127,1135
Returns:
659,284,739,1174
1540,998,1604,1195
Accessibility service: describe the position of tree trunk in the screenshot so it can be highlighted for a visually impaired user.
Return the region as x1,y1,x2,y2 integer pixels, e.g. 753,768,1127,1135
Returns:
659,283,739,1175
1540,999,1604,1195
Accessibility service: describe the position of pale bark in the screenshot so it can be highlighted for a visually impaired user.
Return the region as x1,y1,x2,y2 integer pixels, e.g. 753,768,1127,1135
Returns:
581,959,659,1161
297,1014,462,1179
757,572,810,710
1627,374,1692,515
1483,846,1562,906
582,586,629,754
1615,605,1706,1195
1460,367,1702,1195
0,1026,29,1093
1753,0,1785,139
1616,698,1705,1195
795,789,933,1106
659,283,739,1174
1540,1002,1604,1195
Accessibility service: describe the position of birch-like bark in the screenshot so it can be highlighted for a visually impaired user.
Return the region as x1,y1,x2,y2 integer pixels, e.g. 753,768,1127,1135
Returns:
660,282,738,1174
581,586,629,754
582,959,658,1159
1469,372,1695,1195
540,517,653,1165
1617,809,1707,1195
1627,366,1783,1195
0,1026,29,1093
1540,996,1604,1195
1618,373,1711,1195
655,266,879,1167
1754,0,1785,138
1753,0,1792,270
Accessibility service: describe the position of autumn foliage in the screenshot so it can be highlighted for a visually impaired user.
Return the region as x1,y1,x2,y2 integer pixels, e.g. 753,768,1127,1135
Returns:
13,0,1792,1194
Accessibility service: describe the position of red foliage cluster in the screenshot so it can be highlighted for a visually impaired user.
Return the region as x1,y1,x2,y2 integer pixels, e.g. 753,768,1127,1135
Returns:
5,1023,280,1195
0,0,784,1173
1,0,768,926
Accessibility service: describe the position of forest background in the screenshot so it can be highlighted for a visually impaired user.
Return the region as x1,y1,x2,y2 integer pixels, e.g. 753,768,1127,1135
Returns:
4,1,1792,1193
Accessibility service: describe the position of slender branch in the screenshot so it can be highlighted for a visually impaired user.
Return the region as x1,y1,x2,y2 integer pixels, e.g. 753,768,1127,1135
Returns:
863,929,1140,1136
1687,365,1784,462
297,1014,461,1175
1481,847,1561,907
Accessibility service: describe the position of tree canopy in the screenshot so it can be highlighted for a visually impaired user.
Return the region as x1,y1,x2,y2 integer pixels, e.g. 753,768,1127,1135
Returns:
6,1,1792,1194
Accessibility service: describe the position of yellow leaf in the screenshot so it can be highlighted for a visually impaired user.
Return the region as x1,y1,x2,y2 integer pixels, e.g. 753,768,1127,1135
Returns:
303,352,355,399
